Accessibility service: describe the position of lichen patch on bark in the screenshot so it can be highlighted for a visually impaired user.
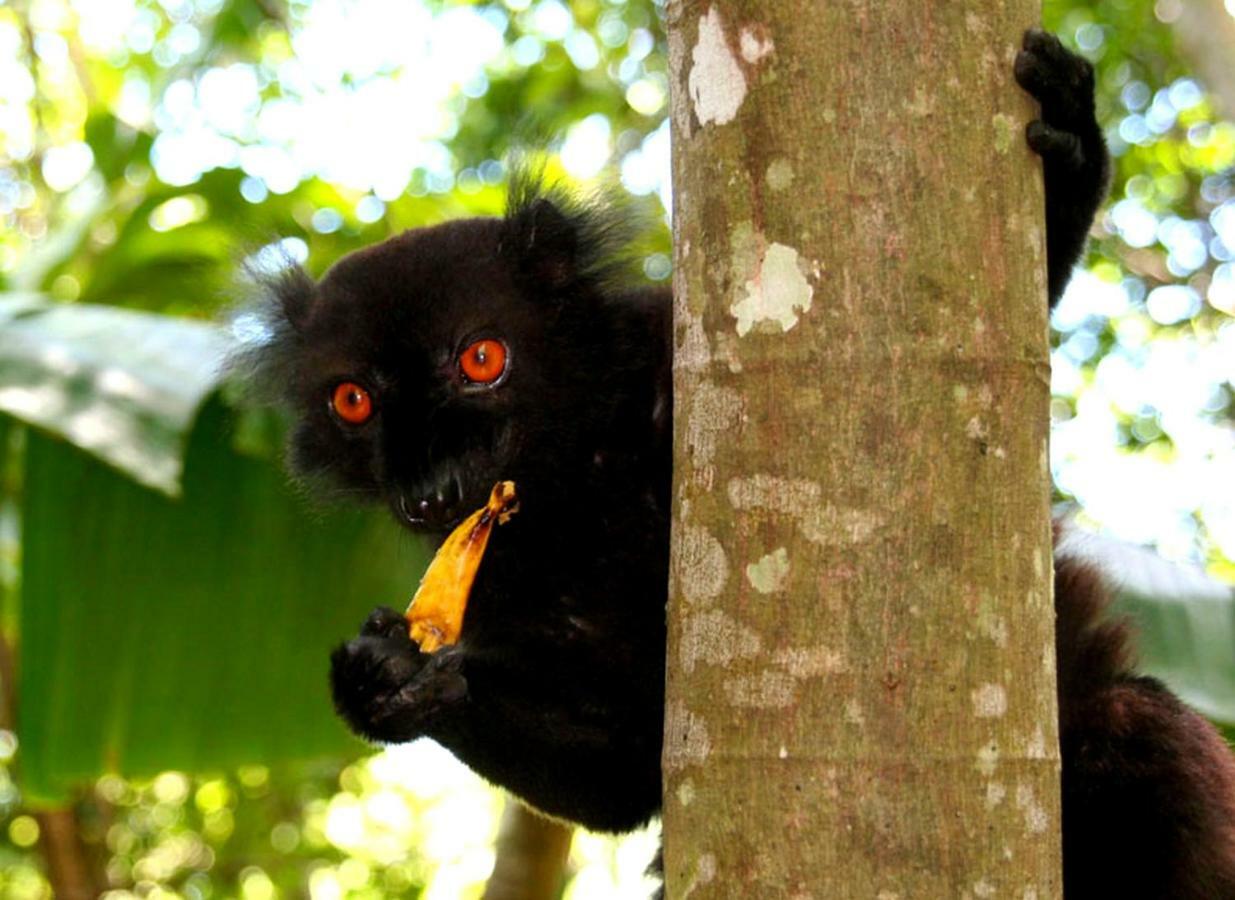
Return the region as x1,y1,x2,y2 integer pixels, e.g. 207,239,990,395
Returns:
730,241,815,336
773,645,849,676
728,474,884,546
739,25,774,63
688,6,746,127
672,523,730,607
972,683,1008,718
681,608,762,672
664,701,713,771
724,670,798,707
766,157,795,191
745,546,790,594
1015,784,1050,835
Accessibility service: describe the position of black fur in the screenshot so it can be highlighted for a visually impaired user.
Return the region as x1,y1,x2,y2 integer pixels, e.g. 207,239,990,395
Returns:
237,30,1235,896
1054,546,1235,897
1016,29,1111,303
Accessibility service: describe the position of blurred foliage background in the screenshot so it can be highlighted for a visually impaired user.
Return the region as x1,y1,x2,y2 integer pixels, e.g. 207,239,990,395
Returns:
0,0,1232,897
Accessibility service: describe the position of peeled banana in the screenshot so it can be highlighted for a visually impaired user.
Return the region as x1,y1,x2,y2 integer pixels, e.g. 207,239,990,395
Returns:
405,481,519,652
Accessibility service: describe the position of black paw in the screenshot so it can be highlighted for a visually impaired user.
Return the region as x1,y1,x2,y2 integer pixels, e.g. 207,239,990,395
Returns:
330,607,468,743
1015,29,1096,139
1015,28,1109,305
360,605,411,639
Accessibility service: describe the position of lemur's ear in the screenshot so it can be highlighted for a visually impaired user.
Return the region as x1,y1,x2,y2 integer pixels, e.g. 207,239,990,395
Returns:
505,197,581,291
224,262,316,404
265,264,316,332
502,162,643,298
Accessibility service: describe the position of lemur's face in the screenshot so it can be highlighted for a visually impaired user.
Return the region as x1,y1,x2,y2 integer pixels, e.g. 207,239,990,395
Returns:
242,200,622,534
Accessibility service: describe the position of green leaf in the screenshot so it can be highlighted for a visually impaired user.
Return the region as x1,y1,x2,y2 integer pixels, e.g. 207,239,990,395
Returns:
17,400,427,803
0,294,231,495
1093,533,1235,726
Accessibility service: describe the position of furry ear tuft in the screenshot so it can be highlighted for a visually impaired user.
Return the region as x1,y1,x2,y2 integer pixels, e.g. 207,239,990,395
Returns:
503,164,643,296
222,261,317,404
265,264,316,332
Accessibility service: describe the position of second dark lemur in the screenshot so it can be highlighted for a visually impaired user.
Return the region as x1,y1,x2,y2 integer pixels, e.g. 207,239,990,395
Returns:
238,30,1235,898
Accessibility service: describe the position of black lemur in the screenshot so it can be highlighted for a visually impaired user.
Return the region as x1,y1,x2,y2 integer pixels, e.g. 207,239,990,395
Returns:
238,30,1235,897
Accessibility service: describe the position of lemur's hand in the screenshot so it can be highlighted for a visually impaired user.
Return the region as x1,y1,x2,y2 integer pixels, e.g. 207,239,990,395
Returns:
1015,28,1110,305
330,606,468,743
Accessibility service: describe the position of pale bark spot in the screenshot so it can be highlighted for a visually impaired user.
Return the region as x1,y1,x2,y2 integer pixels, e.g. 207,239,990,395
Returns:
978,604,1008,648
680,851,717,899
688,7,746,127
992,113,1018,154
677,779,696,806
805,505,882,545
667,23,693,140
976,741,1000,776
674,285,712,371
745,546,790,594
1024,725,1048,759
728,473,822,512
766,157,795,192
686,380,743,471
728,474,884,546
1016,784,1050,834
713,330,745,373
664,701,712,771
677,314,712,371
773,644,848,676
843,699,865,726
985,781,1006,809
681,608,762,673
672,523,729,606
905,86,935,117
974,880,996,898
739,25,774,63
724,670,797,707
731,242,815,336
972,683,1008,718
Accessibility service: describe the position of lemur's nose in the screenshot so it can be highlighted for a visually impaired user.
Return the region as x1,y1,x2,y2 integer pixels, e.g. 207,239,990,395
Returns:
393,475,463,532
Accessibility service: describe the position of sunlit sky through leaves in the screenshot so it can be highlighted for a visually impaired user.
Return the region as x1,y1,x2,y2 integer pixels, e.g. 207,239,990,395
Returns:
1,2,1233,558
33,0,1227,569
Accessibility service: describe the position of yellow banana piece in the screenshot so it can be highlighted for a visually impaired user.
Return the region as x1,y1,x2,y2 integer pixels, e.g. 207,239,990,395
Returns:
406,481,519,652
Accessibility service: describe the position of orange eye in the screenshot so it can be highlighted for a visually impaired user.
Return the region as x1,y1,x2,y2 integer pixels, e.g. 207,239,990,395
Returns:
459,339,508,385
331,382,373,424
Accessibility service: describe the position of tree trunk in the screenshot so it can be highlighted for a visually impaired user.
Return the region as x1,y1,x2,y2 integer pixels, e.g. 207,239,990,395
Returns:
662,1,1060,896
481,801,573,900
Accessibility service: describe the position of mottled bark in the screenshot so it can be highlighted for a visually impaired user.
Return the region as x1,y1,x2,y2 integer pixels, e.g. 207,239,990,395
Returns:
481,802,573,900
663,1,1060,896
